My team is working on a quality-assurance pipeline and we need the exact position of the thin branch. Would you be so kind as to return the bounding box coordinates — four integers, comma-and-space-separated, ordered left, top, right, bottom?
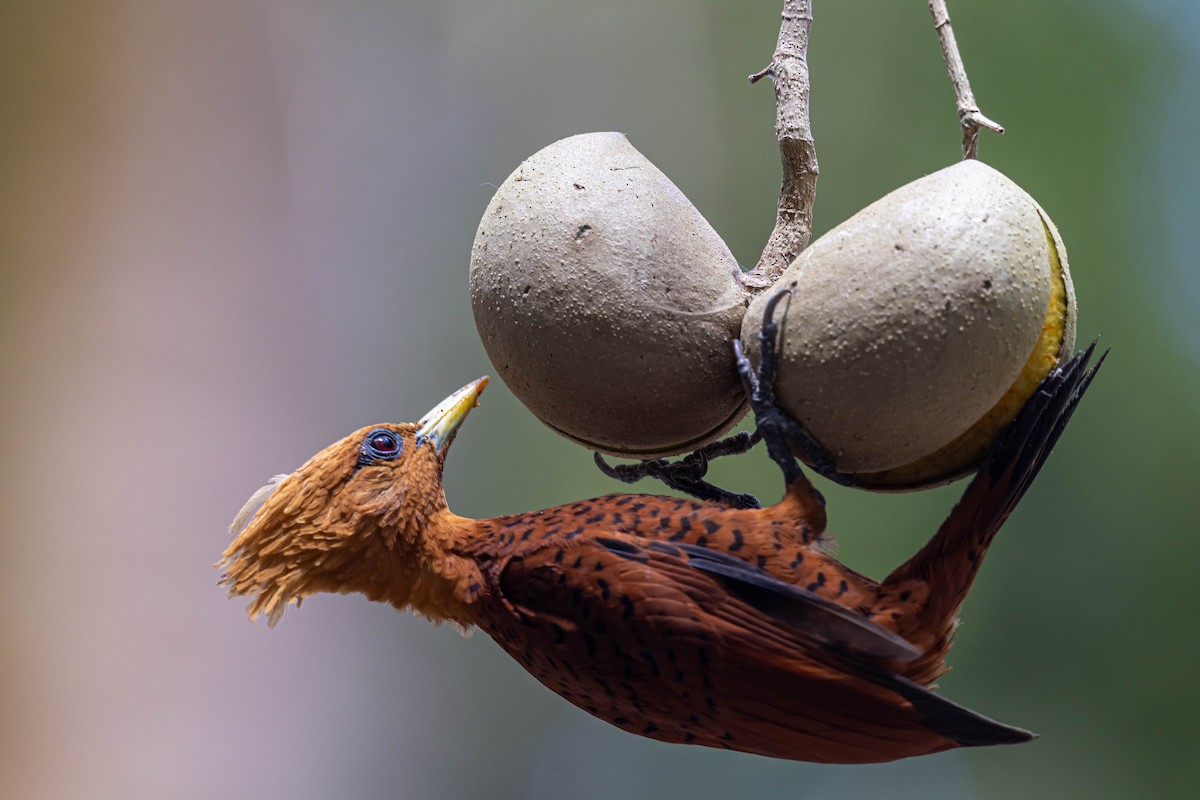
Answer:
742, 0, 817, 292
928, 0, 1004, 159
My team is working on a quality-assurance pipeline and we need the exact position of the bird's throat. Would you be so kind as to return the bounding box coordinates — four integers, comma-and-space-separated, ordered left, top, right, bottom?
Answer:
370, 511, 484, 627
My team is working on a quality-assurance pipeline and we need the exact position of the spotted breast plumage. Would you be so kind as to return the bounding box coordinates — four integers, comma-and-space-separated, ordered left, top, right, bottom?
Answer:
218, 339, 1102, 763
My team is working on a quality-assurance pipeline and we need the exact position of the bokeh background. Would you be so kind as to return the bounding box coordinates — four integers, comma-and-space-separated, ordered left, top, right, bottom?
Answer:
3, 1, 1198, 798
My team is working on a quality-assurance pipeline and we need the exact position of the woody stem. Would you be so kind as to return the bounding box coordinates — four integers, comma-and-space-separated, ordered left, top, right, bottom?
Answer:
742, 0, 818, 292
927, 0, 1004, 159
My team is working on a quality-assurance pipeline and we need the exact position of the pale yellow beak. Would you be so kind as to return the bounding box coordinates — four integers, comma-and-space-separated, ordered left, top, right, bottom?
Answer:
415, 377, 489, 453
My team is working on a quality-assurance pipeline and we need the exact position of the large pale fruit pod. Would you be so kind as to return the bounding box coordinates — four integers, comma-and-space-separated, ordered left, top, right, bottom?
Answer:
742, 160, 1076, 490
471, 132, 750, 457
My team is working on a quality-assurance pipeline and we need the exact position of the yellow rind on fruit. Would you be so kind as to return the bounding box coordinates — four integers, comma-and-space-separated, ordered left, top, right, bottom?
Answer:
856, 216, 1074, 489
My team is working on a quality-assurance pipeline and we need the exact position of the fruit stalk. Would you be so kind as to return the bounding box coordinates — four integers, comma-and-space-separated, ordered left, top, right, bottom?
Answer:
744, 0, 818, 291
927, 0, 1005, 159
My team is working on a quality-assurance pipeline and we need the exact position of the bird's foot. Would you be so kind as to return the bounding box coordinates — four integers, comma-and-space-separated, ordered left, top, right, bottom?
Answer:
593, 287, 855, 504
734, 288, 858, 489
594, 432, 763, 509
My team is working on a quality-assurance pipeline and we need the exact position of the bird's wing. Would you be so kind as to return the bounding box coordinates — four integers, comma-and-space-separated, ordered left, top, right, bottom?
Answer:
662, 541, 919, 661
517, 535, 917, 660
494, 534, 1031, 762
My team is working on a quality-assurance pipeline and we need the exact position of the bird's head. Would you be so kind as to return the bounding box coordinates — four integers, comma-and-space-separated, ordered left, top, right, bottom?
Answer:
217, 377, 488, 626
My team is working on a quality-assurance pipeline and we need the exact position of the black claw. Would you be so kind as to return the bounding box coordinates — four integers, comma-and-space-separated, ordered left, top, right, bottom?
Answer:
733, 338, 759, 400
593, 451, 651, 485
756, 288, 792, 397
739, 285, 857, 489
594, 284, 855, 502
593, 435, 762, 509
772, 410, 852, 486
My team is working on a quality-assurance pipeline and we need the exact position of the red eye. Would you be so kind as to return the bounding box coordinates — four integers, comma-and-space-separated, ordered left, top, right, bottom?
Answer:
371, 433, 399, 453
359, 428, 402, 467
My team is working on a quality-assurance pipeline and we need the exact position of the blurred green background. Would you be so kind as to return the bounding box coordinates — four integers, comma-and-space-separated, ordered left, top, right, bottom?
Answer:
2, 1, 1197, 798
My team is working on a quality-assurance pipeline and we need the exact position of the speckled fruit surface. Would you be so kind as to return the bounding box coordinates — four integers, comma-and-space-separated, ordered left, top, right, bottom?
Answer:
742, 160, 1076, 489
471, 132, 749, 458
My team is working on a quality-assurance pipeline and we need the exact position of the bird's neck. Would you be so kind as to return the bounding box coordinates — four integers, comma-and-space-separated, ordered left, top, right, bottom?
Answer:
369, 509, 484, 628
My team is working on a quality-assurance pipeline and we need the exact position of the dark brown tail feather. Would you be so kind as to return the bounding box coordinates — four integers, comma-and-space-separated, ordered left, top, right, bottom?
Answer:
846, 653, 1038, 747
